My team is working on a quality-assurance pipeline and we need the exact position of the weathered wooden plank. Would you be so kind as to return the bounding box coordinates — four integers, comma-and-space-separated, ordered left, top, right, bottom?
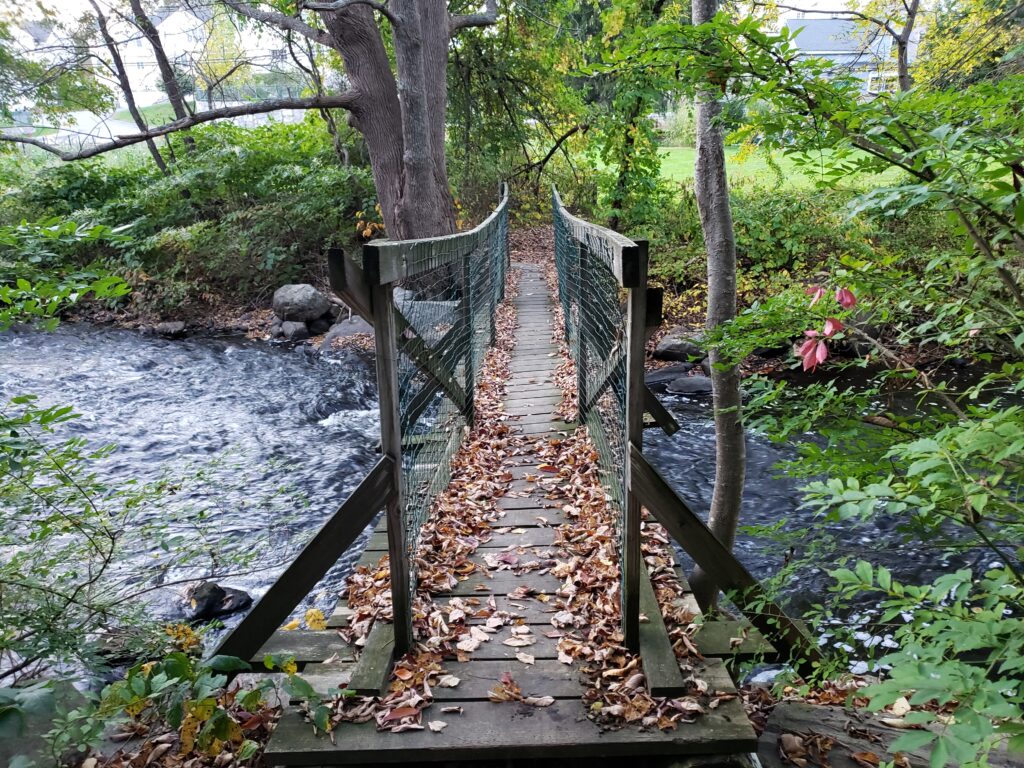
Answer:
214, 457, 394, 662
630, 445, 821, 675
638, 563, 689, 696
347, 620, 395, 695
443, 570, 563, 597
267, 688, 755, 764
365, 527, 558, 551
496, 495, 563, 511
492, 506, 565, 525
516, 422, 575, 436
692, 620, 779, 660
253, 630, 347, 664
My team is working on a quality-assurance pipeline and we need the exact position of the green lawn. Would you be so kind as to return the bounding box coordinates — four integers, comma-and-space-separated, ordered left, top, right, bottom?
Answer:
659, 145, 900, 189
112, 101, 189, 125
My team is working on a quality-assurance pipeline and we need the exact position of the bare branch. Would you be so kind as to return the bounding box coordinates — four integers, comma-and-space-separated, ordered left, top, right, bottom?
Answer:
762, 2, 900, 40
0, 94, 359, 161
220, 0, 333, 47
300, 0, 398, 26
449, 0, 498, 34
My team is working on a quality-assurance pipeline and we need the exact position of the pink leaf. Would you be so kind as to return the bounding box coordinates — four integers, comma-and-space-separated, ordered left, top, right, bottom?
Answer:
815, 340, 829, 364
823, 318, 843, 337
835, 287, 857, 309
805, 285, 825, 306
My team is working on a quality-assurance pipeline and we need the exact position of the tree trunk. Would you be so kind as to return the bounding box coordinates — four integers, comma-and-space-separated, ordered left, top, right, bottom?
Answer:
89, 0, 167, 173
896, 0, 920, 92
318, 4, 456, 240
129, 0, 190, 119
689, 0, 746, 612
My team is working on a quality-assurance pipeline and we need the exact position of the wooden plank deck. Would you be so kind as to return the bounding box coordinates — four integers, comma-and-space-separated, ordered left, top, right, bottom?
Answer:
258, 263, 758, 765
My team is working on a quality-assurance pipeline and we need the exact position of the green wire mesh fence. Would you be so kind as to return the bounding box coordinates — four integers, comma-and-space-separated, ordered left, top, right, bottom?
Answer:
552, 186, 647, 650
364, 186, 510, 620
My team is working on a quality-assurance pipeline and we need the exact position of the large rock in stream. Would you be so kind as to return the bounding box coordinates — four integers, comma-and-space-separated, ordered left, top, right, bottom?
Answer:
273, 284, 331, 322
185, 581, 252, 622
654, 326, 705, 361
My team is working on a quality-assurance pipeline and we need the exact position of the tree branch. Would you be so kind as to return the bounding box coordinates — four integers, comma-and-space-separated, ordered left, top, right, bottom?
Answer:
762, 2, 900, 40
300, 0, 398, 26
0, 94, 359, 161
450, 0, 498, 33
220, 0, 333, 47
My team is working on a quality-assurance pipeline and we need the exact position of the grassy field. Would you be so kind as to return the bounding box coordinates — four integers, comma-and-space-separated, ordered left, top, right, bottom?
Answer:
112, 101, 191, 125
660, 145, 834, 187
659, 145, 900, 188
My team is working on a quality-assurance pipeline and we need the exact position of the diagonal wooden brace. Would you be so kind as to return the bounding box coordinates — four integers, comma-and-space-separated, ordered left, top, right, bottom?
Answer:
629, 443, 822, 676
327, 248, 470, 419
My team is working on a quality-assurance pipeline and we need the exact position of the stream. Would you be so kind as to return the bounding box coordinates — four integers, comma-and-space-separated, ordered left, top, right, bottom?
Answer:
0, 324, 984, 641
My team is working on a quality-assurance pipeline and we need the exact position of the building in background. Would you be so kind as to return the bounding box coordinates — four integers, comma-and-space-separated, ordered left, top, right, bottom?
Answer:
779, 7, 921, 92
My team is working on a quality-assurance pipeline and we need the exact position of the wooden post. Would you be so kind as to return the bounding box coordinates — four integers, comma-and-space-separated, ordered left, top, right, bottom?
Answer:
576, 241, 589, 423
462, 257, 476, 424
621, 240, 648, 653
363, 247, 413, 658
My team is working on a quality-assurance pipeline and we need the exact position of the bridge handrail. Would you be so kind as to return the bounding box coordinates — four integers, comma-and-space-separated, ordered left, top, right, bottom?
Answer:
551, 185, 648, 653
364, 183, 510, 284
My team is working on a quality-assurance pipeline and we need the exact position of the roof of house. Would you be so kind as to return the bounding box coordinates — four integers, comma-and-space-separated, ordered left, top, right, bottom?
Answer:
784, 17, 886, 56
22, 20, 54, 45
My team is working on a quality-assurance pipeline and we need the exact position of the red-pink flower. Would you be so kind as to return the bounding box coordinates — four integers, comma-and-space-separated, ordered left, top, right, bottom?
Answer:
799, 330, 829, 371
835, 287, 857, 309
823, 317, 844, 337
805, 285, 826, 306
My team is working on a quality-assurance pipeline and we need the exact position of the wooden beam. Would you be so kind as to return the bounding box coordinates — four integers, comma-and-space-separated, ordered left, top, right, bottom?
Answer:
214, 457, 394, 662
638, 562, 690, 696
326, 248, 372, 322
368, 278, 413, 658
346, 620, 395, 695
622, 240, 648, 652
644, 385, 680, 436
629, 444, 822, 676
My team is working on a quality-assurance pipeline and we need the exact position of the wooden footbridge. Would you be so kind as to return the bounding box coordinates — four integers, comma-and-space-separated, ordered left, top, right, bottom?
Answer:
216, 186, 819, 765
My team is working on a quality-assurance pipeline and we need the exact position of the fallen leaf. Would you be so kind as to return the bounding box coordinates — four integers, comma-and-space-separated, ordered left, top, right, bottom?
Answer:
502, 636, 536, 647
437, 675, 461, 688
515, 652, 535, 665
427, 721, 447, 733
523, 696, 555, 707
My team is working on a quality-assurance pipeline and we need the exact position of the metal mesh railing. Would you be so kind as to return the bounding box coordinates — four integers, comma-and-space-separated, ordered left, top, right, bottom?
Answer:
552, 186, 646, 645
368, 187, 509, 603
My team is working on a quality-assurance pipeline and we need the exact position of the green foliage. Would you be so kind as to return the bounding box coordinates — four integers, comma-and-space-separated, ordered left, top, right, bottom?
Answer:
2, 121, 373, 313
831, 563, 1024, 766
0, 219, 129, 330
0, 395, 309, 686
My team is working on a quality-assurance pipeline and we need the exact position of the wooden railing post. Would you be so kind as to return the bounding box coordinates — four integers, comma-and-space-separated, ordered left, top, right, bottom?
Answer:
461, 256, 476, 425
621, 239, 649, 653
363, 247, 412, 658
576, 241, 589, 423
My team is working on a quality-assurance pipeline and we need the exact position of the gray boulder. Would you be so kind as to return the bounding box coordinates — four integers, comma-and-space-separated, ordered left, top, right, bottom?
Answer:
281, 320, 310, 341
185, 581, 253, 622
273, 284, 331, 322
321, 315, 374, 349
667, 374, 713, 395
155, 320, 187, 339
654, 327, 705, 361
645, 362, 696, 387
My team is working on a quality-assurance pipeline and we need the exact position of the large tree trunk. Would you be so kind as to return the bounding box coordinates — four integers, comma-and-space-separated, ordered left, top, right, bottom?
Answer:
319, 5, 454, 240
689, 0, 746, 612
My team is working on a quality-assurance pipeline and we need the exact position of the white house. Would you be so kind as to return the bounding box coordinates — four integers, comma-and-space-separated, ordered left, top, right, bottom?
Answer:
778, 5, 921, 92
